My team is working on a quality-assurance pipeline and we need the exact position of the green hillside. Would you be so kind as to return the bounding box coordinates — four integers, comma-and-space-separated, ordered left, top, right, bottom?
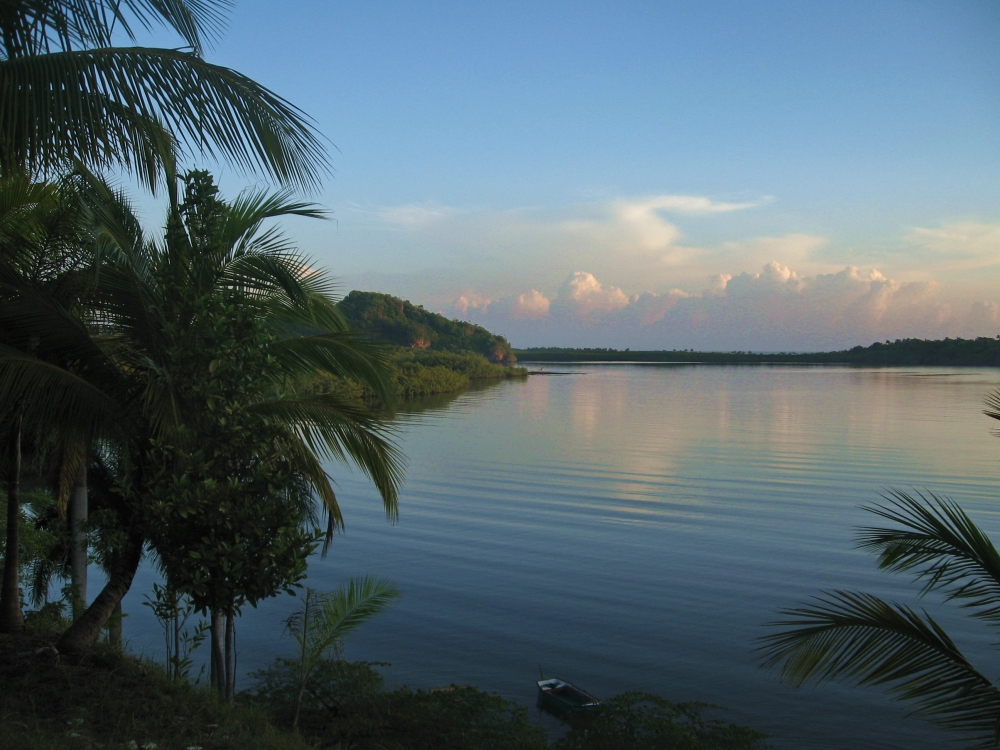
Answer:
330, 291, 526, 398
340, 291, 517, 364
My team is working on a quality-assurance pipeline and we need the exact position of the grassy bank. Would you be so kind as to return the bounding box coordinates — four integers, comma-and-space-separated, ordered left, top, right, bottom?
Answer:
394, 350, 527, 396
304, 349, 528, 401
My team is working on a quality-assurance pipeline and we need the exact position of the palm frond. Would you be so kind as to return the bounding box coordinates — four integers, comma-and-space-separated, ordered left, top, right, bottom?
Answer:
269, 423, 344, 547
0, 46, 328, 190
984, 391, 1000, 427
760, 590, 1000, 746
0, 348, 126, 443
287, 577, 400, 663
245, 393, 404, 520
268, 331, 396, 405
0, 1, 230, 57
857, 490, 1000, 626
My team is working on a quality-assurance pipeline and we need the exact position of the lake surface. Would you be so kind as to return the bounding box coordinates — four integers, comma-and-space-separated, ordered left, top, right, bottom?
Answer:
121, 364, 1000, 749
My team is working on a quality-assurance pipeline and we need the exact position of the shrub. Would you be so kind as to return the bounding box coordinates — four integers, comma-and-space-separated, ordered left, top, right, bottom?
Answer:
246, 657, 548, 749
555, 692, 770, 750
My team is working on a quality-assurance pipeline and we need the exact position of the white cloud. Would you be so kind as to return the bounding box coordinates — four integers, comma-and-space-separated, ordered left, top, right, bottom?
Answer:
967, 301, 1000, 332
625, 194, 773, 215
557, 195, 769, 261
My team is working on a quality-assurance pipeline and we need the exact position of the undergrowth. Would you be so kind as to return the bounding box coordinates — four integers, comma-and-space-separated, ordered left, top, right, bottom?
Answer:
1, 634, 770, 750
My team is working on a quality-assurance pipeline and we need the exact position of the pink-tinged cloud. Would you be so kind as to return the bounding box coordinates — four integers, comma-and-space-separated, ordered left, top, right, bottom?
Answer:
554, 271, 630, 317
457, 264, 1000, 352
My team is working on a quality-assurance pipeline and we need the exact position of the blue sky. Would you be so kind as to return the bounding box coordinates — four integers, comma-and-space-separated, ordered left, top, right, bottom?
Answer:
146, 1, 1000, 349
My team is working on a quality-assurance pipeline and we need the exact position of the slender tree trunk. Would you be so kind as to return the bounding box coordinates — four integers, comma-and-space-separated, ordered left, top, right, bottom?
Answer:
69, 458, 88, 619
224, 610, 235, 702
57, 525, 143, 656
210, 609, 224, 698
172, 591, 181, 681
0, 411, 24, 633
108, 600, 123, 649
291, 589, 311, 732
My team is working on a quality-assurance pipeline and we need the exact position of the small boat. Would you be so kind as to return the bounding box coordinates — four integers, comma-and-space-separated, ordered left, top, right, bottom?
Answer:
536, 677, 600, 717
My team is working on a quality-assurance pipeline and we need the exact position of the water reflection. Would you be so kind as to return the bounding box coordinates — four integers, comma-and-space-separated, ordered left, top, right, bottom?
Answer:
119, 365, 1000, 750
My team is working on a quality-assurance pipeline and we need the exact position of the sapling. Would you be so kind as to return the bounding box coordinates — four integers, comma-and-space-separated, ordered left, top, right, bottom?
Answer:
284, 577, 399, 731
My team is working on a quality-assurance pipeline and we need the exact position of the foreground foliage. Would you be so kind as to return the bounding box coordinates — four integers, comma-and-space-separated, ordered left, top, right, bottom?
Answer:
556, 693, 769, 750
247, 658, 550, 750
0, 633, 313, 750
761, 489, 1000, 748
247, 658, 769, 750
0, 167, 404, 657
0, 625, 770, 750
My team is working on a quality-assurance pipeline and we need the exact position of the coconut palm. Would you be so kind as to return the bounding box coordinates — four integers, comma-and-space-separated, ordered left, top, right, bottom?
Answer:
0, 168, 404, 653
0, 0, 327, 190
761, 473, 1000, 748
0, 172, 93, 632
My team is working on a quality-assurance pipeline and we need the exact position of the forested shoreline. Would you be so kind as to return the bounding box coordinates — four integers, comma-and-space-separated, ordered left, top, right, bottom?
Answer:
516, 336, 1000, 366
338, 291, 527, 397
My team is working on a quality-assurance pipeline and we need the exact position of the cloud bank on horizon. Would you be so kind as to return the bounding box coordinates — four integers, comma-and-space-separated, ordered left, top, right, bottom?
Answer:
347, 193, 1000, 352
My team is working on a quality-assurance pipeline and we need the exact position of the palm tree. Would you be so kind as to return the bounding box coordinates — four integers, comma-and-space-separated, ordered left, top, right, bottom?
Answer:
0, 172, 91, 632
284, 578, 400, 731
0, 0, 328, 190
1, 0, 331, 635
0, 169, 404, 654
760, 432, 1000, 749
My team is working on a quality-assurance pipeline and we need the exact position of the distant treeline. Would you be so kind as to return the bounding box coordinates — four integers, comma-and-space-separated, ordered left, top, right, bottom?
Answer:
515, 337, 1000, 366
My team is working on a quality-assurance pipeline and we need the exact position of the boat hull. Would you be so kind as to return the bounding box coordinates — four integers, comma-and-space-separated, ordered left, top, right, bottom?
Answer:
536, 678, 600, 718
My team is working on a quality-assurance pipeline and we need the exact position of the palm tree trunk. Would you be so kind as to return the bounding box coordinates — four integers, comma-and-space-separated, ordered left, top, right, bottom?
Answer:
0, 410, 24, 633
69, 458, 88, 619
225, 610, 235, 701
57, 524, 143, 656
210, 609, 224, 697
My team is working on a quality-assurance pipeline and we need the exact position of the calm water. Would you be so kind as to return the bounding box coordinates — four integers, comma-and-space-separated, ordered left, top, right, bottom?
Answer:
121, 365, 1000, 749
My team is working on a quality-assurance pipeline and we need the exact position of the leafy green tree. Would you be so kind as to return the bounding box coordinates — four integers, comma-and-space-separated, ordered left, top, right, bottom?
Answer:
139, 172, 399, 698
761, 486, 1000, 748
144, 297, 325, 698
0, 169, 404, 653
